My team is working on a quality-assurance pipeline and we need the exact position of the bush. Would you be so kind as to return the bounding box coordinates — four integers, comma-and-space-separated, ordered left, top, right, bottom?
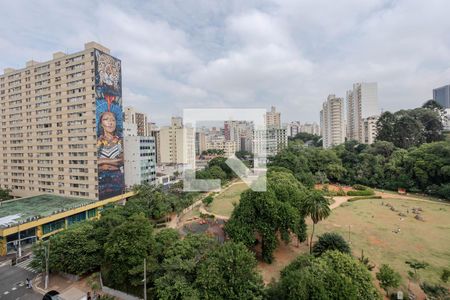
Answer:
202, 195, 214, 206
420, 282, 449, 299
353, 184, 369, 190
312, 232, 351, 257
336, 187, 346, 196
437, 183, 450, 200
348, 196, 382, 202
347, 189, 375, 196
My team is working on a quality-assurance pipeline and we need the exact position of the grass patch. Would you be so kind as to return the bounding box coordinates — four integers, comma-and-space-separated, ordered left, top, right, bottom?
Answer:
312, 198, 450, 289
207, 182, 248, 217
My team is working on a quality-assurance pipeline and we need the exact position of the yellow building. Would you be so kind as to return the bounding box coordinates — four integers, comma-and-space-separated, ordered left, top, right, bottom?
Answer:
0, 192, 134, 257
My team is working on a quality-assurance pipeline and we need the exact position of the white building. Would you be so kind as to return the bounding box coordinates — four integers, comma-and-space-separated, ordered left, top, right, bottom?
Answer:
124, 136, 156, 187
320, 95, 346, 148
253, 128, 288, 159
362, 116, 379, 144
346, 82, 379, 143
205, 139, 237, 157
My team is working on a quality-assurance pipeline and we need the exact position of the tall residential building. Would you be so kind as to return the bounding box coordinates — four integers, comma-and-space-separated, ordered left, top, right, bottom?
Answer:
433, 85, 450, 108
266, 106, 281, 128
124, 136, 156, 187
320, 95, 346, 148
346, 82, 379, 143
159, 117, 195, 166
362, 116, 379, 144
124, 106, 150, 136
0, 42, 126, 200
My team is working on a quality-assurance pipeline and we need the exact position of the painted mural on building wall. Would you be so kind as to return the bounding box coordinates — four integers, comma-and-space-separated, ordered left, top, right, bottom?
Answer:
95, 50, 124, 200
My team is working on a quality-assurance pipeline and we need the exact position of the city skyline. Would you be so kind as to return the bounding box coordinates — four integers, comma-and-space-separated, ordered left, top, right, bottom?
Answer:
1, 0, 450, 125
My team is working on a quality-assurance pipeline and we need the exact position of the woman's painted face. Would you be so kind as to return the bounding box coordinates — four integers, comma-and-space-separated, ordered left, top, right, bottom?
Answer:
101, 112, 116, 134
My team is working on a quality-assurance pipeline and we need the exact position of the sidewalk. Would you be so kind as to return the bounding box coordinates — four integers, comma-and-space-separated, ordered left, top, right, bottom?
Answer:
33, 273, 92, 300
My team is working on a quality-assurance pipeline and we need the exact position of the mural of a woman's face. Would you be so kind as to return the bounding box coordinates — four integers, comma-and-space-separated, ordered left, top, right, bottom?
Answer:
101, 112, 116, 135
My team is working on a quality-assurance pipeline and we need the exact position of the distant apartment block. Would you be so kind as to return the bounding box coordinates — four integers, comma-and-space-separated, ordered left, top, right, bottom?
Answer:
224, 120, 253, 152
433, 84, 450, 109
320, 95, 345, 148
124, 106, 151, 136
253, 127, 288, 158
265, 106, 281, 128
0, 42, 127, 200
346, 82, 379, 144
159, 117, 195, 166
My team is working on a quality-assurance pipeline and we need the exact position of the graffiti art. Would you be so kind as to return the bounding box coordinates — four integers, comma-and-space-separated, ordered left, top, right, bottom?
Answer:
95, 50, 124, 200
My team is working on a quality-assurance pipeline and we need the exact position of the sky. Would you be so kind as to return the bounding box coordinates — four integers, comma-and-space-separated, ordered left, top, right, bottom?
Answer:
1, 0, 450, 125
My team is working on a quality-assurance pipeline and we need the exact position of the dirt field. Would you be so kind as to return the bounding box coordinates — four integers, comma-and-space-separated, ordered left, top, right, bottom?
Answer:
206, 181, 249, 217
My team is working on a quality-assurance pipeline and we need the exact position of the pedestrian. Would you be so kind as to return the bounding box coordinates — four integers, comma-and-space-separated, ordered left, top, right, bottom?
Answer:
87, 291, 92, 300
29, 279, 33, 289
25, 278, 30, 289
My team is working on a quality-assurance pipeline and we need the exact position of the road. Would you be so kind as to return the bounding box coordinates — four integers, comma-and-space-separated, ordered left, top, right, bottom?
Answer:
0, 262, 41, 300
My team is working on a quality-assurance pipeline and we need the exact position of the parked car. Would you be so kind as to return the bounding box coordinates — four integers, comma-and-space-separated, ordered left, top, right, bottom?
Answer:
43, 290, 61, 300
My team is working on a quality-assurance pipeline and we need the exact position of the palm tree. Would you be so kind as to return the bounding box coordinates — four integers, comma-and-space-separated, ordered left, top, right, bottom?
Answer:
302, 190, 331, 253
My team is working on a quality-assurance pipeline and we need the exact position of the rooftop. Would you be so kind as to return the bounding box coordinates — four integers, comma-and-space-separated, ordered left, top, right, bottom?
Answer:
0, 194, 96, 228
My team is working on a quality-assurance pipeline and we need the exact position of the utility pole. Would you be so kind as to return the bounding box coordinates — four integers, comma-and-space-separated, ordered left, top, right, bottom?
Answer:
143, 258, 147, 300
45, 240, 50, 289
17, 223, 22, 258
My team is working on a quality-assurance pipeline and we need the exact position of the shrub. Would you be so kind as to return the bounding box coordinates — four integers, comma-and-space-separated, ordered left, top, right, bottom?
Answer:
202, 195, 214, 206
347, 189, 375, 196
312, 232, 351, 257
348, 196, 382, 202
437, 183, 450, 200
353, 184, 369, 190
336, 187, 346, 196
420, 282, 449, 299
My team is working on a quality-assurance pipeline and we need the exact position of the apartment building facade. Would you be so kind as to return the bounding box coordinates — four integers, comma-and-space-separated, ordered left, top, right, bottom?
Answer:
159, 117, 195, 166
265, 106, 281, 128
320, 95, 346, 148
124, 106, 150, 136
346, 82, 379, 143
0, 42, 125, 200
124, 136, 156, 187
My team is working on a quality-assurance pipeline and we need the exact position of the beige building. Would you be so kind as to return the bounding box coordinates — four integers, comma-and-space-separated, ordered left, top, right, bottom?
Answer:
320, 95, 346, 148
265, 106, 281, 128
159, 117, 195, 166
346, 82, 379, 143
124, 106, 150, 136
0, 42, 120, 200
205, 138, 237, 157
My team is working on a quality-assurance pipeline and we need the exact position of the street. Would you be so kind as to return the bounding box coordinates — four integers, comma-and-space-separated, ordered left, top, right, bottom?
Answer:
0, 262, 41, 300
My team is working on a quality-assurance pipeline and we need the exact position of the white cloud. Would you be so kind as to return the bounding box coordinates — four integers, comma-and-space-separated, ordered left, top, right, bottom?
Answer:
1, 0, 450, 123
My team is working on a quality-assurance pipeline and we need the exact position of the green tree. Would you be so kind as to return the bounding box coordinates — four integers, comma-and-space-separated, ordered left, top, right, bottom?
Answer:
0, 188, 12, 204
154, 234, 217, 300
267, 251, 381, 300
312, 232, 351, 257
31, 221, 101, 275
225, 171, 308, 263
302, 190, 331, 253
405, 259, 429, 282
128, 184, 172, 219
103, 214, 156, 290
195, 242, 264, 300
376, 264, 401, 296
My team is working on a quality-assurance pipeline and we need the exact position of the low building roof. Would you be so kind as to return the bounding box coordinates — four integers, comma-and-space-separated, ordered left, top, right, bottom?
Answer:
0, 194, 96, 228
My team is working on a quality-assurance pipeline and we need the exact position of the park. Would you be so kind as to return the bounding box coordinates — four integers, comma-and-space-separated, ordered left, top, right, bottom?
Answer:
193, 180, 450, 297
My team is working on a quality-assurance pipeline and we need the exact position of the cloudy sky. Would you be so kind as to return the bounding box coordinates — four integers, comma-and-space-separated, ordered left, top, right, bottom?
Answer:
1, 0, 449, 125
